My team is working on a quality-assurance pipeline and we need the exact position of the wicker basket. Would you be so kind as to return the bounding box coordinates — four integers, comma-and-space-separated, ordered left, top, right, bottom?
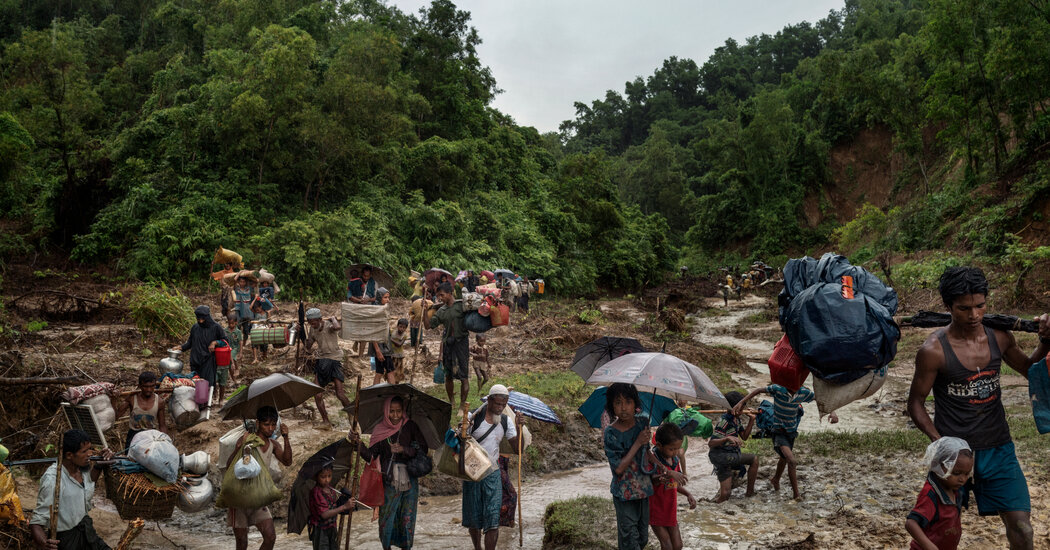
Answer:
104, 470, 182, 520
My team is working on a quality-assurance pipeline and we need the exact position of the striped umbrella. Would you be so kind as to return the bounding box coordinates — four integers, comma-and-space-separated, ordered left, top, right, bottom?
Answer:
487, 391, 561, 425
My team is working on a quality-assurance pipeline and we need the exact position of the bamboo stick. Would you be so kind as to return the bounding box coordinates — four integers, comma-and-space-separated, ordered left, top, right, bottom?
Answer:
336, 375, 362, 546
341, 375, 364, 550
49, 459, 61, 541
517, 420, 524, 548
0, 376, 88, 386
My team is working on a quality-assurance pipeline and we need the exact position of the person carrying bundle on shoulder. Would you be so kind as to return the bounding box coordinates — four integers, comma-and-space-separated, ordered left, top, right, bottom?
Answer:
733, 384, 836, 500
303, 308, 352, 426
29, 430, 114, 550
113, 371, 168, 449
907, 266, 1050, 550
429, 282, 470, 411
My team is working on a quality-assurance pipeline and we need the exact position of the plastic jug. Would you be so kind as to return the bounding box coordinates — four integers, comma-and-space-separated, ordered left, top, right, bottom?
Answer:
194, 379, 210, 405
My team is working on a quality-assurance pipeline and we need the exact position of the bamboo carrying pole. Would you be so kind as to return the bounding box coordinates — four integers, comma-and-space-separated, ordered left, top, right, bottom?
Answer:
49, 458, 61, 541
517, 420, 524, 547
342, 375, 364, 550
336, 375, 362, 546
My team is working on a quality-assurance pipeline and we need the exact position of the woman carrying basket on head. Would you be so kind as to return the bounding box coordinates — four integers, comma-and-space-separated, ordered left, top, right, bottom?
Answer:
349, 396, 428, 550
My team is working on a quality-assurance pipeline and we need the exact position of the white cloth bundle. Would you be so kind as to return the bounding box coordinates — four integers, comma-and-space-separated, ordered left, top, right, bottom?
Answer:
340, 302, 389, 341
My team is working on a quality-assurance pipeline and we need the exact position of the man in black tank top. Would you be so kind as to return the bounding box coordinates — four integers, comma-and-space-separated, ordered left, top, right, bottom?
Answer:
908, 267, 1050, 550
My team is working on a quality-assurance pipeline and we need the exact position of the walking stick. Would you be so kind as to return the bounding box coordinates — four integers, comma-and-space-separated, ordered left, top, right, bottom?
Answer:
49, 458, 61, 542
342, 375, 364, 550
517, 420, 524, 547
336, 375, 362, 547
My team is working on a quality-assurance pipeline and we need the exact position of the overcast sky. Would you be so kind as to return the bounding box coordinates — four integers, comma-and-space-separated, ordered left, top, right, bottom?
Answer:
387, 0, 845, 133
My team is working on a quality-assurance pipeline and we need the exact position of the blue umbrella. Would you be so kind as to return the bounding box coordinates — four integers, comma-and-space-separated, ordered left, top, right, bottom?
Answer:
506, 391, 561, 425
578, 387, 677, 429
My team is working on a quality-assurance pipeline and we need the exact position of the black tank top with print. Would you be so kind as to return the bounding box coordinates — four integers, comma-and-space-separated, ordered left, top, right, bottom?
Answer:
932, 326, 1010, 450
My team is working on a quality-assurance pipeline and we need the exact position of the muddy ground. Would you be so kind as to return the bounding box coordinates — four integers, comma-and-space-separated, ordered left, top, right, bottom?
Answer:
3, 266, 1050, 549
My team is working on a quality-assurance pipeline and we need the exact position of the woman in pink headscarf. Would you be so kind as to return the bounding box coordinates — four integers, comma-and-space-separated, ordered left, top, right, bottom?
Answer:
355, 396, 427, 549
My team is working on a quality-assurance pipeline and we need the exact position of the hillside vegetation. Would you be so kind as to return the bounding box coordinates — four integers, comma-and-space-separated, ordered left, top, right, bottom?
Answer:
2, 0, 1049, 303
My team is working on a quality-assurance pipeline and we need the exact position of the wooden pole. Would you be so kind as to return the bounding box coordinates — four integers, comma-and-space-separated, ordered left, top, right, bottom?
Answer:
336, 375, 362, 546
49, 458, 61, 541
517, 420, 524, 547
342, 375, 364, 550
0, 376, 89, 386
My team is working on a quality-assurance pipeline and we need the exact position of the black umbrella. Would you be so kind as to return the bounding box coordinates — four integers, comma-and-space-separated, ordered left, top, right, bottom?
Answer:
357, 383, 451, 450
220, 373, 323, 420
901, 311, 1040, 333
288, 436, 356, 535
344, 263, 394, 292
571, 336, 647, 380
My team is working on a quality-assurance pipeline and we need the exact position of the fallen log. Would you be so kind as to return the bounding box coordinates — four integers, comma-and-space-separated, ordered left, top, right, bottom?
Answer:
0, 376, 89, 386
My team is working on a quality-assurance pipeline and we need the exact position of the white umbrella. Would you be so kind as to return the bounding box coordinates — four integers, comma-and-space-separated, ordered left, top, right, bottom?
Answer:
585, 352, 730, 409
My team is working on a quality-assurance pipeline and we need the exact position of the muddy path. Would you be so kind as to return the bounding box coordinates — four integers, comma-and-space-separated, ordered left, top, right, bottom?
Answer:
8, 286, 1050, 549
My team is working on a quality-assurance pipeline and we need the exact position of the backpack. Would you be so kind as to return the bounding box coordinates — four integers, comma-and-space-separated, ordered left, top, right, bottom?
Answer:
470, 406, 508, 444
753, 399, 803, 439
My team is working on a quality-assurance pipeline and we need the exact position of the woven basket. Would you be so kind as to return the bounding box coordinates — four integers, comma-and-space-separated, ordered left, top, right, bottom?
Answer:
104, 470, 181, 520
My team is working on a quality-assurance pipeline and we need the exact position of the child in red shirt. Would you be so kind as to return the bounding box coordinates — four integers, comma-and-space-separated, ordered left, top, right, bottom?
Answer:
649, 423, 696, 550
906, 437, 972, 550
308, 463, 355, 550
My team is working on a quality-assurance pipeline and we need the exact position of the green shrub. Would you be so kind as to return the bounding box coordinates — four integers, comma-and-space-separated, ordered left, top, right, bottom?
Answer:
543, 496, 617, 550
129, 283, 195, 339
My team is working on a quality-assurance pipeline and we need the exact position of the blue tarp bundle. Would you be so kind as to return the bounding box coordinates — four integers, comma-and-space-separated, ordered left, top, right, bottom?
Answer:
778, 253, 900, 384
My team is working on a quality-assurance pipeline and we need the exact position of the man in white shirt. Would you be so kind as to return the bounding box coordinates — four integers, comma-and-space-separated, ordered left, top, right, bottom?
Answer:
30, 430, 114, 550
462, 385, 523, 550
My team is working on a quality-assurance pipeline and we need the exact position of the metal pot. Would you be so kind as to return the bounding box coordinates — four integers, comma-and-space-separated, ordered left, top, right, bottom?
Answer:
180, 451, 210, 475
160, 349, 184, 374
176, 476, 213, 513
287, 324, 298, 346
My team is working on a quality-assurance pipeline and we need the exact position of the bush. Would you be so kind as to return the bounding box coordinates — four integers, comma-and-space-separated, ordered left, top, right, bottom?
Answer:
542, 496, 617, 550
129, 283, 196, 339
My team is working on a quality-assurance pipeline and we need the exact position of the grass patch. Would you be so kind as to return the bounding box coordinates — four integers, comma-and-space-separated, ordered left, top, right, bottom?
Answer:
741, 309, 777, 326
797, 428, 929, 457
697, 307, 729, 318
424, 370, 589, 412
543, 496, 617, 550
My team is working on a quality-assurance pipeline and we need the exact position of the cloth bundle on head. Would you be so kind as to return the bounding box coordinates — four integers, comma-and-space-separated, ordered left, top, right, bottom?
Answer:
924, 437, 971, 479
258, 269, 281, 293
371, 396, 408, 443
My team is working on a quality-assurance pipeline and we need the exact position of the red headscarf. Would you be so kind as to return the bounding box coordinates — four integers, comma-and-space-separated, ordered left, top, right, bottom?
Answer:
370, 396, 407, 444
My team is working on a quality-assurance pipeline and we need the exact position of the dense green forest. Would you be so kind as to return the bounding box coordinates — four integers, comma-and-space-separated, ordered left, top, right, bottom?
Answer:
2, 0, 1049, 299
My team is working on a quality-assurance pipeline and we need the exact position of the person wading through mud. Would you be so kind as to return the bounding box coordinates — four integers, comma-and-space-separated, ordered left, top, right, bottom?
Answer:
908, 266, 1050, 550
177, 305, 225, 408
462, 385, 523, 550
303, 308, 352, 426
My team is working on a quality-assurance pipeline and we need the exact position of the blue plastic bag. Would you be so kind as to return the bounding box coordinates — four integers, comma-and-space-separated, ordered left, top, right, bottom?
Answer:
434, 362, 445, 384
1029, 356, 1050, 434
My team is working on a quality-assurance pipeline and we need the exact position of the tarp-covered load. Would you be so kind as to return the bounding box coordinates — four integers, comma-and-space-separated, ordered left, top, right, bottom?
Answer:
340, 302, 389, 341
778, 253, 899, 385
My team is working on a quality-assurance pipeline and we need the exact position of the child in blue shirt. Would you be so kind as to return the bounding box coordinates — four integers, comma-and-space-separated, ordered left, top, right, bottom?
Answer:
734, 383, 836, 499
603, 383, 654, 550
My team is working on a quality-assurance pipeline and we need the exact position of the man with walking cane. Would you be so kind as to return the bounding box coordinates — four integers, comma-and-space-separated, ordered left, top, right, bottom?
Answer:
30, 430, 114, 550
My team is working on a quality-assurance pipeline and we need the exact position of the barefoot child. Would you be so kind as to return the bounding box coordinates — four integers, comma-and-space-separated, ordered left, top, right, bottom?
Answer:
308, 462, 356, 550
906, 437, 972, 550
733, 383, 813, 499
390, 318, 409, 382
709, 391, 758, 502
650, 423, 696, 550
604, 383, 656, 550
224, 313, 242, 387
470, 334, 491, 394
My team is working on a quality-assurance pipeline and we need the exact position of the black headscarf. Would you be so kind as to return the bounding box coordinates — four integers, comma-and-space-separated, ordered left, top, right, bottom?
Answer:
182, 305, 225, 386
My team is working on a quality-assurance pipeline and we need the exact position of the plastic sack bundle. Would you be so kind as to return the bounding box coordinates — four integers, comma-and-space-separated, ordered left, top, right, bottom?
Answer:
215, 436, 282, 509
340, 302, 389, 341
464, 311, 492, 333
666, 407, 713, 438
0, 464, 25, 526
129, 430, 180, 483
233, 452, 262, 480
924, 437, 972, 479
778, 253, 899, 384
82, 394, 116, 432
813, 366, 888, 415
